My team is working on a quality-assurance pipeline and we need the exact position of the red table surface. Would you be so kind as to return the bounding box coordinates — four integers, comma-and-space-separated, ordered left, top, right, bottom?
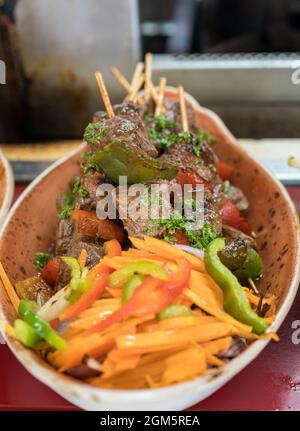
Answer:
0, 184, 299, 411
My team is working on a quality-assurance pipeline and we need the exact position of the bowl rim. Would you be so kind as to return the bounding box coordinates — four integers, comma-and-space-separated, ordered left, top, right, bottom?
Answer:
0, 149, 14, 227
0, 91, 300, 409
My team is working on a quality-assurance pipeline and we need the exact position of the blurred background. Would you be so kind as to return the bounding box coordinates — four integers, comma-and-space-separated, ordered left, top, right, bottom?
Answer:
1, 0, 300, 182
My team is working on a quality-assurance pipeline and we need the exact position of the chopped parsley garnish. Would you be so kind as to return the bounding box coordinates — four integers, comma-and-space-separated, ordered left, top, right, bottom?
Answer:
223, 180, 231, 194
187, 222, 217, 249
80, 163, 95, 175
34, 252, 52, 270
209, 163, 217, 173
58, 177, 89, 219
84, 121, 108, 144
147, 114, 175, 150
153, 214, 217, 250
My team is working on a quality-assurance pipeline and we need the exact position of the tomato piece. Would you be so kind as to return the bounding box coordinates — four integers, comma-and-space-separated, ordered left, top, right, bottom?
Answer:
216, 161, 234, 180
71, 210, 125, 242
220, 201, 252, 235
175, 169, 211, 190
174, 231, 189, 245
41, 258, 60, 286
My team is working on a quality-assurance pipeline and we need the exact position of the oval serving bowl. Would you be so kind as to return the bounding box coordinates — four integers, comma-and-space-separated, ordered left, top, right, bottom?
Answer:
0, 149, 14, 227
0, 88, 299, 411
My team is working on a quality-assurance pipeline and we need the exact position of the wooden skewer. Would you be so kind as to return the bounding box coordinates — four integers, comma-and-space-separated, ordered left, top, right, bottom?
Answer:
131, 62, 144, 91
148, 79, 159, 104
248, 277, 259, 294
131, 73, 145, 103
288, 156, 300, 170
178, 85, 188, 132
155, 77, 167, 116
144, 52, 153, 101
111, 67, 132, 94
94, 71, 114, 118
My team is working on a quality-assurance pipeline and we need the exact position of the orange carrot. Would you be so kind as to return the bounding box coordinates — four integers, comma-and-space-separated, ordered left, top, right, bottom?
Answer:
0, 262, 19, 313
78, 249, 88, 270
103, 239, 122, 257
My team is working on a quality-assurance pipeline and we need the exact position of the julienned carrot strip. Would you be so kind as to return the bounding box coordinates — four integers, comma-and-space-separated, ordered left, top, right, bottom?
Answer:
161, 347, 206, 386
50, 315, 154, 370
143, 315, 219, 332
190, 271, 224, 309
78, 249, 88, 270
129, 236, 205, 272
0, 262, 20, 313
201, 336, 232, 355
116, 322, 236, 349
60, 266, 111, 320
183, 288, 253, 333
103, 239, 122, 257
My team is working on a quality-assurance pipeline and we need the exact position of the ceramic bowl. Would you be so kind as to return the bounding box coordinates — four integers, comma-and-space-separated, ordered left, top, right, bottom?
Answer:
0, 88, 299, 410
0, 149, 14, 227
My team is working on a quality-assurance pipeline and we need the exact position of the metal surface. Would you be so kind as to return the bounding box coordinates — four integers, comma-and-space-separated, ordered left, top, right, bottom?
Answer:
152, 53, 300, 103
15, 0, 140, 139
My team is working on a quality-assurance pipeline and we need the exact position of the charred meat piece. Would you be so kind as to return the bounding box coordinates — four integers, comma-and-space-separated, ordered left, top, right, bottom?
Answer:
225, 184, 249, 211
74, 171, 105, 211
222, 224, 256, 248
55, 218, 104, 267
161, 139, 214, 183
15, 275, 54, 306
162, 100, 196, 133
87, 103, 158, 158
115, 182, 173, 238
56, 219, 74, 255
65, 237, 103, 267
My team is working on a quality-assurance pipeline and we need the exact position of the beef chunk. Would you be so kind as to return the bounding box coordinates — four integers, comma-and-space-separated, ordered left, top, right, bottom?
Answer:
161, 139, 214, 183
89, 103, 158, 158
54, 259, 71, 291
56, 219, 74, 255
74, 171, 105, 211
65, 237, 103, 267
222, 225, 256, 248
56, 219, 103, 267
163, 100, 196, 133
226, 185, 249, 211
115, 182, 173, 238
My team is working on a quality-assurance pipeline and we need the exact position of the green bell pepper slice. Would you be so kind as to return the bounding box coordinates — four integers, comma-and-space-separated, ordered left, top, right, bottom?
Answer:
89, 140, 178, 184
157, 305, 192, 320
18, 300, 67, 350
204, 238, 268, 335
109, 260, 169, 289
14, 319, 41, 348
60, 256, 81, 279
234, 248, 264, 280
121, 275, 144, 304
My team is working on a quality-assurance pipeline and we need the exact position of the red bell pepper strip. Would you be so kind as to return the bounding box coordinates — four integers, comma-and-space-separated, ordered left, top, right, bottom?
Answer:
216, 161, 234, 180
60, 266, 112, 320
220, 200, 252, 235
103, 239, 122, 257
41, 258, 60, 286
85, 258, 191, 335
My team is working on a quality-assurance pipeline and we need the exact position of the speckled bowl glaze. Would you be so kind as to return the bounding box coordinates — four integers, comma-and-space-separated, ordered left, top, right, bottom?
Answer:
0, 88, 299, 411
0, 149, 14, 227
